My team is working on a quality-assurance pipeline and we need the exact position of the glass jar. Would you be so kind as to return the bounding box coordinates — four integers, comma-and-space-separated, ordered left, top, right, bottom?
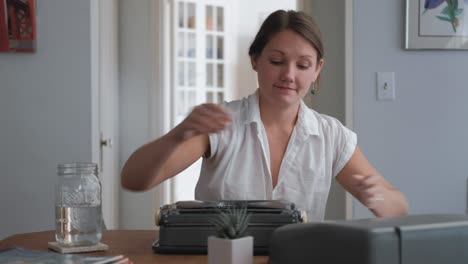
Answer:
55, 162, 102, 246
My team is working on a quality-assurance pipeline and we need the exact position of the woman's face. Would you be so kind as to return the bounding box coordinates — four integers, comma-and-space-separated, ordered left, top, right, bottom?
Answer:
251, 29, 324, 108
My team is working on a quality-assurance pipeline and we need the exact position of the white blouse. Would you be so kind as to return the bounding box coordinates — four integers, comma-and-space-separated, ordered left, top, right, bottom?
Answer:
195, 91, 357, 221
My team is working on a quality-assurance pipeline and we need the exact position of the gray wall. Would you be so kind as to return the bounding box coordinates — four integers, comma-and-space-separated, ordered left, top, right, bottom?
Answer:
0, 0, 93, 238
353, 0, 468, 218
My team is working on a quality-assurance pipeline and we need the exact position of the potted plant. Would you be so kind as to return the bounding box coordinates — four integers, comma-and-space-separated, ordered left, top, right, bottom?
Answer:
208, 206, 253, 264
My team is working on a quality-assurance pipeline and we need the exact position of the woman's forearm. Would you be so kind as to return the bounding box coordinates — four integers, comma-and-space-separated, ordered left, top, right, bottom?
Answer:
120, 103, 231, 192
371, 189, 409, 218
120, 130, 183, 191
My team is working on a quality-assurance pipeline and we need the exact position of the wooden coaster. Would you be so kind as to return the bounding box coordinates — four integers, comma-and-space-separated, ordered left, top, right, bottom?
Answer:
48, 241, 108, 253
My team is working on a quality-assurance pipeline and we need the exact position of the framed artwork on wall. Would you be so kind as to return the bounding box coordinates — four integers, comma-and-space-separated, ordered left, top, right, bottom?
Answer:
406, 0, 468, 50
0, 0, 36, 52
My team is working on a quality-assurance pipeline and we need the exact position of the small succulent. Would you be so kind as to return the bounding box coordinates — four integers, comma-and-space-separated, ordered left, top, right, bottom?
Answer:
210, 207, 251, 239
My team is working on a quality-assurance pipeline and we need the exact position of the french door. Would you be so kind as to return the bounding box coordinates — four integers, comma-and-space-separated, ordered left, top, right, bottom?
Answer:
170, 0, 231, 201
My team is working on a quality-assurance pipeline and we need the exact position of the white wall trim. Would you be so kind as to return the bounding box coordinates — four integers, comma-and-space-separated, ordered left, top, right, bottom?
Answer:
91, 0, 120, 228
345, 0, 354, 220
100, 0, 120, 229
90, 0, 100, 177
150, 0, 172, 209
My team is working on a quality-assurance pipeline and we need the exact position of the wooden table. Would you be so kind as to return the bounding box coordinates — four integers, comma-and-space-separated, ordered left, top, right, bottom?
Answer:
0, 230, 269, 263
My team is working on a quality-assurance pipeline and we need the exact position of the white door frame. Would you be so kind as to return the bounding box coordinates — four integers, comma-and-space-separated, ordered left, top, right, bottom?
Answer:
150, 0, 173, 208
344, 0, 354, 220
91, 0, 120, 229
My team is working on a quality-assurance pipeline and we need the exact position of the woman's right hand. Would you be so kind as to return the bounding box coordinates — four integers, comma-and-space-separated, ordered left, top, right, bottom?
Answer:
121, 103, 231, 191
174, 103, 232, 141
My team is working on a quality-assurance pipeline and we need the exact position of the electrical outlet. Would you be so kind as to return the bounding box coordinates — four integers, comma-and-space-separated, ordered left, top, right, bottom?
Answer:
376, 72, 395, 101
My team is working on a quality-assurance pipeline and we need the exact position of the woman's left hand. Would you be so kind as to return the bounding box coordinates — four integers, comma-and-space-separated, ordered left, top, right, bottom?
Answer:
350, 174, 396, 216
342, 173, 408, 217
348, 174, 389, 214
336, 147, 409, 217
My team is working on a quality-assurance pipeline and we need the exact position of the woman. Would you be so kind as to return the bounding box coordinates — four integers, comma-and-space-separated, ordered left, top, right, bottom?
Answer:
121, 10, 408, 221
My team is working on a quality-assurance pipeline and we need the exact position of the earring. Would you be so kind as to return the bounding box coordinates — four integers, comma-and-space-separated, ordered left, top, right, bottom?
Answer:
310, 82, 317, 95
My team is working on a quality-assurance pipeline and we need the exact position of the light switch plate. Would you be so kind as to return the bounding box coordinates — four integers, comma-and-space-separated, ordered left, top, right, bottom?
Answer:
376, 72, 395, 101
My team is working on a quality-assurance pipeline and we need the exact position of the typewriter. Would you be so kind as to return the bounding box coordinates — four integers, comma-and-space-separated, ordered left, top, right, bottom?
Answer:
152, 200, 306, 255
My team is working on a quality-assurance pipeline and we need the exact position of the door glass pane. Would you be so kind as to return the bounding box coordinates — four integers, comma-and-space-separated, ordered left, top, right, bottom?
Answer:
178, 32, 185, 57
178, 62, 185, 86
217, 92, 224, 103
217, 64, 224, 87
207, 92, 214, 103
188, 62, 196, 87
206, 6, 213, 31
177, 91, 185, 115
216, 7, 224, 32
188, 33, 196, 58
178, 2, 185, 28
188, 3, 195, 29
188, 90, 197, 109
206, 63, 213, 87
217, 36, 223, 59
206, 35, 213, 59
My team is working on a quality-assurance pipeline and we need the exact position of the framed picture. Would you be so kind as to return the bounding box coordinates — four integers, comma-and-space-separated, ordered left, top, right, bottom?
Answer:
0, 0, 36, 52
406, 0, 468, 50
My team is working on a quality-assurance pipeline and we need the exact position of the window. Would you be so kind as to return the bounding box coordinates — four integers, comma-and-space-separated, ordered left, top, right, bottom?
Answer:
173, 0, 228, 124
170, 0, 230, 201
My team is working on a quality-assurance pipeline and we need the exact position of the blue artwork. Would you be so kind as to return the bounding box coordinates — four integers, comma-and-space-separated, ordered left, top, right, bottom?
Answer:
423, 0, 468, 32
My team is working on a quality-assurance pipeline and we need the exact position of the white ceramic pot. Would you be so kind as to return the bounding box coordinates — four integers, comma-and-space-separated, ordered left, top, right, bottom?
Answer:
208, 236, 253, 264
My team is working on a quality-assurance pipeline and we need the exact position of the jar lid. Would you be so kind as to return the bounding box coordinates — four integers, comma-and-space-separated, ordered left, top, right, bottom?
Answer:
58, 162, 97, 169
57, 162, 98, 175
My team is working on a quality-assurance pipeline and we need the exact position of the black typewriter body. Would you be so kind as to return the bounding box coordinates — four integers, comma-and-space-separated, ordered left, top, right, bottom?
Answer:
153, 200, 305, 255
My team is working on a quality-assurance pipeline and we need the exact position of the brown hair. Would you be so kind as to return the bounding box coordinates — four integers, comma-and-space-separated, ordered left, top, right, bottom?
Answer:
249, 10, 324, 62
248, 10, 324, 88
